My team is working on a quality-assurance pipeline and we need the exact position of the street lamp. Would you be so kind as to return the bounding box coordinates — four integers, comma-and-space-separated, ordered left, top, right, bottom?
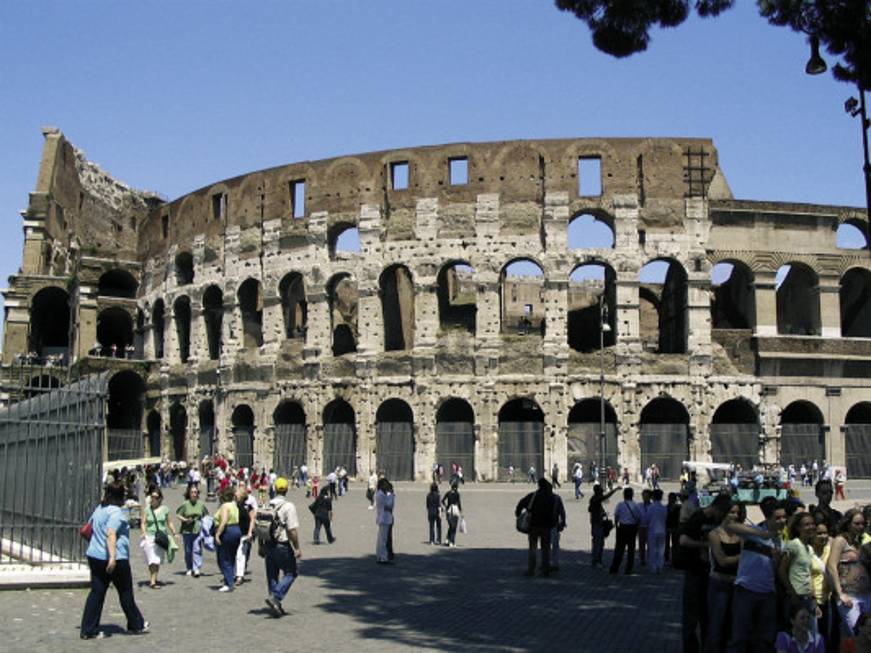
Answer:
599, 294, 611, 483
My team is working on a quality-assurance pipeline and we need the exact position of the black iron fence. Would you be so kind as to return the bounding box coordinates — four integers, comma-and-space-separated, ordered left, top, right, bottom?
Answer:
0, 366, 106, 564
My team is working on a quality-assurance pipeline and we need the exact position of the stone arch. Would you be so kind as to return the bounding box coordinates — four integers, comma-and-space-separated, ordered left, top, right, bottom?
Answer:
567, 398, 618, 472
98, 269, 138, 299
175, 251, 194, 286
238, 278, 263, 348
711, 260, 756, 329
328, 222, 360, 259
202, 285, 223, 360
379, 264, 415, 352
231, 404, 256, 469
170, 401, 188, 462
322, 399, 356, 476
173, 295, 192, 363
844, 402, 871, 478
776, 262, 820, 336
497, 398, 544, 481
146, 409, 161, 458
836, 219, 868, 250
437, 261, 476, 334
152, 299, 165, 359
96, 307, 133, 357
710, 398, 760, 469
279, 272, 307, 339
639, 258, 688, 353
500, 258, 545, 335
327, 273, 358, 356
779, 400, 825, 468
29, 286, 70, 357
567, 211, 615, 249
568, 262, 616, 351
840, 267, 871, 337
375, 398, 415, 480
273, 400, 307, 476
639, 396, 690, 480
435, 398, 476, 479
107, 370, 145, 461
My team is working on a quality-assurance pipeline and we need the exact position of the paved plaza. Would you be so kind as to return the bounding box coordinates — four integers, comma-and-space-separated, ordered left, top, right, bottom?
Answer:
1, 480, 869, 652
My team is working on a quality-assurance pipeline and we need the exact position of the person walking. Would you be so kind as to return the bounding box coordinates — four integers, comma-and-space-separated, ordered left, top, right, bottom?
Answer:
609, 487, 643, 575
551, 462, 561, 489
515, 478, 557, 577
644, 488, 668, 574
375, 478, 395, 563
426, 483, 442, 545
264, 477, 302, 617
572, 463, 584, 500
589, 483, 619, 567
312, 487, 336, 544
234, 485, 257, 586
140, 486, 177, 589
213, 486, 242, 592
834, 470, 846, 501
80, 481, 148, 639
442, 482, 463, 547
176, 484, 208, 577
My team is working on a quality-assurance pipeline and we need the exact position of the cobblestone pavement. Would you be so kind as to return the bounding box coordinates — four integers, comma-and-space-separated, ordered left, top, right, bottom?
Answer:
8, 478, 868, 653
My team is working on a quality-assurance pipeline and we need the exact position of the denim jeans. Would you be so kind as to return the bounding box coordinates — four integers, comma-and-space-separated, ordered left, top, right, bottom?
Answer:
182, 533, 197, 571
446, 515, 459, 545
216, 525, 241, 588
591, 522, 606, 564
574, 478, 583, 499
265, 542, 298, 602
314, 516, 334, 544
705, 576, 734, 653
80, 557, 144, 637
726, 585, 777, 653
427, 514, 442, 544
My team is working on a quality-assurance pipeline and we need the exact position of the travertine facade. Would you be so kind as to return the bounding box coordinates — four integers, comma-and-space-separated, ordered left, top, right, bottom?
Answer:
5, 127, 871, 480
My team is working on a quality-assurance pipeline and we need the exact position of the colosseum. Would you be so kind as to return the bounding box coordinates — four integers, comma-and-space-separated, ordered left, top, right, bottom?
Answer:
4, 127, 871, 481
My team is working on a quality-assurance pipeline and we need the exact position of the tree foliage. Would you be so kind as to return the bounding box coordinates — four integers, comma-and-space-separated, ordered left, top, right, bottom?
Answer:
554, 0, 870, 89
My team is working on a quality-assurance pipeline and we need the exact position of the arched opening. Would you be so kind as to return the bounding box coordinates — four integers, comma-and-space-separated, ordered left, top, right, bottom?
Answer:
328, 274, 358, 356
279, 272, 307, 339
840, 268, 871, 337
175, 251, 195, 286
134, 308, 145, 359
96, 307, 133, 357
170, 402, 188, 462
780, 401, 825, 468
639, 259, 688, 353
98, 269, 138, 299
322, 399, 356, 476
375, 398, 415, 480
273, 400, 306, 476
567, 212, 615, 249
198, 400, 215, 459
845, 402, 871, 478
436, 398, 475, 480
837, 220, 868, 250
231, 404, 255, 469
710, 398, 760, 469
639, 397, 690, 480
173, 296, 191, 363
497, 398, 544, 481
436, 262, 476, 334
29, 286, 70, 360
776, 263, 820, 336
568, 263, 616, 351
711, 261, 756, 329
380, 265, 415, 352
107, 371, 145, 461
202, 285, 223, 360
152, 300, 165, 359
238, 278, 263, 349
329, 223, 361, 259
500, 259, 545, 335
146, 410, 161, 458
567, 398, 618, 472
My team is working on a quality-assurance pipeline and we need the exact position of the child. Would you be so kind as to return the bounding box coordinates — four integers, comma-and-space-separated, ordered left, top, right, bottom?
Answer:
775, 602, 824, 653
311, 475, 319, 500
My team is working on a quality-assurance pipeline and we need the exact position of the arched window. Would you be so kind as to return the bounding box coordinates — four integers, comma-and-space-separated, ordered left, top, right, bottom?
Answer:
845, 402, 871, 478
497, 398, 544, 481
710, 399, 760, 469
231, 404, 255, 469
173, 296, 191, 363
322, 399, 356, 475
202, 285, 223, 360
780, 401, 824, 467
380, 265, 415, 352
840, 268, 871, 337
328, 223, 360, 259
436, 399, 475, 480
107, 371, 145, 461
152, 300, 165, 360
279, 273, 307, 339
175, 251, 195, 286
98, 269, 138, 298
567, 398, 618, 472
639, 397, 690, 480
500, 259, 545, 335
437, 262, 476, 334
29, 287, 70, 358
837, 220, 868, 250
273, 400, 306, 477
568, 263, 616, 351
567, 212, 615, 249
96, 308, 134, 357
639, 259, 688, 353
776, 263, 820, 336
238, 279, 263, 348
328, 274, 358, 356
711, 261, 756, 329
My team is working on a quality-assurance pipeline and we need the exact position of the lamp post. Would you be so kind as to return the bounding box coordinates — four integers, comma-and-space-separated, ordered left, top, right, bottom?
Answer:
599, 294, 611, 483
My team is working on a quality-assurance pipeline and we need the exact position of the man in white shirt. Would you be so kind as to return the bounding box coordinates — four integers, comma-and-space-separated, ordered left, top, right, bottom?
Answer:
642, 489, 668, 573
264, 477, 302, 617
573, 463, 584, 500
375, 479, 395, 563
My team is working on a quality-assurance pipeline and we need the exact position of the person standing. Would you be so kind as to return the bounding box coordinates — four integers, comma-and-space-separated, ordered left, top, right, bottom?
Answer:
779, 512, 822, 636
367, 471, 378, 510
234, 486, 257, 586
706, 502, 743, 653
834, 470, 846, 501
551, 462, 561, 489
139, 486, 176, 589
508, 465, 515, 483
327, 469, 338, 500
213, 486, 242, 592
637, 489, 652, 567
80, 481, 148, 639
375, 478, 395, 564
550, 490, 567, 572
572, 463, 584, 500
810, 479, 843, 543
827, 508, 871, 638
312, 487, 336, 544
426, 483, 442, 545
644, 489, 668, 574
442, 482, 463, 547
527, 465, 536, 484
264, 477, 302, 617
176, 485, 208, 577
665, 492, 681, 565
588, 483, 619, 567
515, 478, 557, 577
609, 487, 642, 575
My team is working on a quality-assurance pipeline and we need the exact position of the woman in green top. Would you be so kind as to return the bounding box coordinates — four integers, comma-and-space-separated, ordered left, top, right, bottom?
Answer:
214, 486, 241, 592
139, 486, 177, 589
176, 485, 208, 577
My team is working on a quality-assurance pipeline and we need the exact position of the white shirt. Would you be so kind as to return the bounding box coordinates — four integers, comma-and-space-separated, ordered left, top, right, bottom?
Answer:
368, 474, 378, 490
375, 490, 395, 525
641, 502, 667, 535
327, 472, 338, 483
269, 496, 299, 543
614, 500, 642, 526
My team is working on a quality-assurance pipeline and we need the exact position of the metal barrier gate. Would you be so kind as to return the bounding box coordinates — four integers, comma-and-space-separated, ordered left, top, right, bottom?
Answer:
0, 368, 106, 564
497, 422, 544, 481
376, 421, 414, 480
640, 423, 688, 480
567, 423, 618, 472
435, 421, 475, 480
846, 425, 871, 478
709, 424, 760, 470
780, 424, 824, 468
108, 428, 143, 461
323, 423, 357, 476
274, 424, 306, 477
233, 427, 254, 469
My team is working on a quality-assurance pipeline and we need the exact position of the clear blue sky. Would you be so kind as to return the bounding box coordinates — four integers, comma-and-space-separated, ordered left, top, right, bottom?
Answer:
0, 2, 866, 309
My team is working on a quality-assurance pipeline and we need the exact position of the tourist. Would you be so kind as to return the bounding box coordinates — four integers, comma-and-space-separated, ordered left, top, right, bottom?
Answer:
810, 479, 842, 537
724, 498, 788, 652
776, 601, 825, 653
835, 470, 847, 501
588, 483, 619, 567
175, 485, 208, 577
367, 470, 378, 510
263, 477, 302, 617
679, 492, 733, 653
637, 489, 652, 566
527, 465, 536, 484
213, 486, 242, 592
572, 462, 584, 500
809, 516, 837, 651
327, 469, 338, 499
665, 492, 681, 564
299, 463, 308, 487
779, 511, 822, 636
442, 482, 463, 547
312, 487, 336, 544
80, 481, 148, 639
375, 478, 395, 564
551, 462, 561, 489
622, 467, 630, 486
550, 488, 567, 572
508, 464, 515, 483
139, 486, 176, 589
609, 486, 643, 576
827, 508, 871, 637
705, 502, 743, 653
426, 483, 442, 545
849, 612, 871, 653
234, 485, 257, 585
644, 488, 668, 574
515, 478, 557, 577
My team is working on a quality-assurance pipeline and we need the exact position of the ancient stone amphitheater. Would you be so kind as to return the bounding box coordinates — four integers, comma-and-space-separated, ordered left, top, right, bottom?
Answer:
4, 128, 871, 481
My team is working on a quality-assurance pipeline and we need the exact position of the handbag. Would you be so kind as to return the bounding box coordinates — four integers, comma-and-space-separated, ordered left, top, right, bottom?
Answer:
516, 491, 537, 534
79, 521, 93, 541
601, 517, 614, 538
459, 517, 467, 534
150, 506, 170, 551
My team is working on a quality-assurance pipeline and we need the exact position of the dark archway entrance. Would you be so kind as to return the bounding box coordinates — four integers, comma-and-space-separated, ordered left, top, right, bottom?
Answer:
174, 296, 191, 363
640, 398, 690, 480
780, 401, 825, 468
170, 403, 187, 462
231, 405, 255, 469
279, 273, 307, 339
710, 399, 760, 470
152, 300, 165, 359
98, 269, 137, 298
436, 399, 476, 480
146, 410, 161, 458
497, 399, 544, 481
30, 287, 70, 359
323, 400, 356, 476
238, 279, 263, 349
567, 399, 618, 472
198, 400, 215, 459
202, 286, 223, 360
845, 402, 871, 478
106, 371, 145, 461
97, 307, 133, 356
380, 265, 415, 351
274, 401, 306, 477
376, 399, 415, 480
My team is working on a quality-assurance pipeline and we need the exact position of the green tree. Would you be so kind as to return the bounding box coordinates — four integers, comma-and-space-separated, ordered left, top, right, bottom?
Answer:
554, 0, 870, 89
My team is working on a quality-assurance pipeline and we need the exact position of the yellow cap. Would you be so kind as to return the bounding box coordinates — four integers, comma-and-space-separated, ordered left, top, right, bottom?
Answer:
274, 477, 289, 492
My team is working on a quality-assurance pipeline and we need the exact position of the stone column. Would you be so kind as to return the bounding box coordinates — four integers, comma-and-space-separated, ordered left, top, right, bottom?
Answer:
754, 271, 778, 337
819, 277, 841, 338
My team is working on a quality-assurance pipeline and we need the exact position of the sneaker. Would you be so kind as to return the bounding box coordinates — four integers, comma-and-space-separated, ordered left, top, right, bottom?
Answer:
80, 631, 106, 640
218, 585, 232, 592
185, 570, 192, 576
367, 505, 374, 510
193, 570, 201, 578
264, 597, 282, 617
130, 621, 150, 635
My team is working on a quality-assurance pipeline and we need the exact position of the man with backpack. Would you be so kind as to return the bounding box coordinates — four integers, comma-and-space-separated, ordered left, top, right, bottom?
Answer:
257, 477, 301, 617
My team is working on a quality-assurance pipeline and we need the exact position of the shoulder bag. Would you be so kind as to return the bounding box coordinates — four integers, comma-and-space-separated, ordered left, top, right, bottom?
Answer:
516, 491, 537, 534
